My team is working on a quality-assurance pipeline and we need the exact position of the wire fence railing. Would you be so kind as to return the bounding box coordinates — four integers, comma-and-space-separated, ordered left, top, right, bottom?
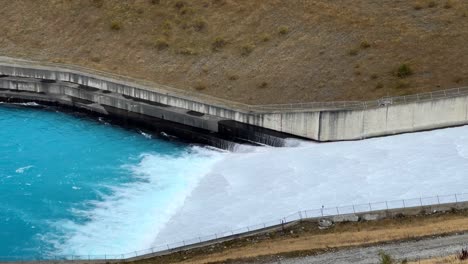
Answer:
1, 56, 468, 113
1, 192, 467, 262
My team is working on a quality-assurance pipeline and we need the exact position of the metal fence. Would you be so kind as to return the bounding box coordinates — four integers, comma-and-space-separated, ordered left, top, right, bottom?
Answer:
1, 192, 468, 262
252, 86, 468, 111
2, 57, 468, 113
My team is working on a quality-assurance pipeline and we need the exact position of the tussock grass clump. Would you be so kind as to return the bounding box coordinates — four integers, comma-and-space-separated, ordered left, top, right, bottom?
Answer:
228, 74, 239, 81
180, 7, 195, 15
258, 81, 268, 88
458, 248, 468, 260
278, 26, 289, 35
194, 82, 207, 91
212, 36, 227, 51
240, 43, 255, 56
360, 40, 371, 49
260, 33, 271, 42
110, 21, 122, 30
395, 64, 413, 78
154, 38, 169, 50
413, 3, 423, 10
378, 251, 395, 264
162, 20, 172, 30
174, 0, 186, 9
192, 18, 207, 31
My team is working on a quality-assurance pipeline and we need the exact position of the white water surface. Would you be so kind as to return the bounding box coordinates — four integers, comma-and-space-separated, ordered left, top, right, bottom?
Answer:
60, 125, 468, 255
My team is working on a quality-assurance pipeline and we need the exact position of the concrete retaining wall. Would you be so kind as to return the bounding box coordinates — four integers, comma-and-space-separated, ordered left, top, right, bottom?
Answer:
319, 95, 468, 141
0, 62, 321, 140
0, 59, 467, 142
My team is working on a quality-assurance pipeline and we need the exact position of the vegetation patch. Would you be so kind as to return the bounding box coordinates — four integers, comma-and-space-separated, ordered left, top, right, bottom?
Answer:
154, 38, 169, 50
212, 36, 227, 51
395, 64, 413, 78
228, 74, 239, 81
261, 33, 271, 42
194, 82, 207, 91
192, 18, 207, 31
178, 47, 198, 55
360, 40, 371, 49
278, 26, 289, 35
240, 43, 255, 56
258, 81, 268, 88
379, 251, 396, 264
110, 20, 122, 31
174, 0, 186, 10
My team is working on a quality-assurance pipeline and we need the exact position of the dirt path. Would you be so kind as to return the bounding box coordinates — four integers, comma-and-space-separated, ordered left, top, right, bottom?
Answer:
257, 233, 468, 264
136, 212, 468, 264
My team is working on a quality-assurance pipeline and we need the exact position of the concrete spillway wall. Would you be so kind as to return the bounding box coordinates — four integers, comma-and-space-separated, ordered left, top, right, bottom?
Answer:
319, 95, 468, 141
0, 58, 467, 142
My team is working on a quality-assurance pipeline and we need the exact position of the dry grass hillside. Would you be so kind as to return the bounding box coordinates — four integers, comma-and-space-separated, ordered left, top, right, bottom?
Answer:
0, 0, 467, 104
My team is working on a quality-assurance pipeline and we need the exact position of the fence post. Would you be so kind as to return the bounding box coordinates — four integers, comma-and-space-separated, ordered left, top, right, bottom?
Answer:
437, 195, 440, 204
336, 207, 340, 215
420, 197, 423, 207
304, 210, 308, 218
352, 205, 355, 213
402, 200, 406, 208
455, 193, 458, 203
299, 211, 303, 220
369, 203, 372, 211
385, 201, 389, 210
167, 244, 170, 250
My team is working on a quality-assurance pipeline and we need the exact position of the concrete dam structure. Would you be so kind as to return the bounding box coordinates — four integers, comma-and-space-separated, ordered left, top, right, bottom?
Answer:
0, 57, 468, 145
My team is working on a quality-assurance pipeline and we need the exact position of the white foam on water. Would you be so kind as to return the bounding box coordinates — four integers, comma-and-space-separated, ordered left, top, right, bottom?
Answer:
54, 125, 468, 256
52, 146, 225, 256
15, 165, 33, 174
151, 125, 468, 245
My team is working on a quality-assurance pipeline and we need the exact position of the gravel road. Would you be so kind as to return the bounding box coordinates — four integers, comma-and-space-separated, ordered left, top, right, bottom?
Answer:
262, 233, 468, 264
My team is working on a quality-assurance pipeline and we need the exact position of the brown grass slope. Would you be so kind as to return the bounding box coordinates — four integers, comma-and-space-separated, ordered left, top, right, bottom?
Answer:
0, 0, 467, 104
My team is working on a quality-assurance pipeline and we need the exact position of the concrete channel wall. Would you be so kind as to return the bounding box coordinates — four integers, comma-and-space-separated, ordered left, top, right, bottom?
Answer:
319, 95, 468, 141
0, 58, 468, 143
0, 60, 321, 141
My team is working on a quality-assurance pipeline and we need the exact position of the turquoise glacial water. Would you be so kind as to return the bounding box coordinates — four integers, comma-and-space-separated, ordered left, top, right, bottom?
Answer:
0, 104, 218, 259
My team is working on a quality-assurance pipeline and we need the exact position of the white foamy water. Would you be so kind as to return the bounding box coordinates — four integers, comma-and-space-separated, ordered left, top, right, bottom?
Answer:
59, 125, 468, 256
152, 126, 468, 245
54, 147, 224, 256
